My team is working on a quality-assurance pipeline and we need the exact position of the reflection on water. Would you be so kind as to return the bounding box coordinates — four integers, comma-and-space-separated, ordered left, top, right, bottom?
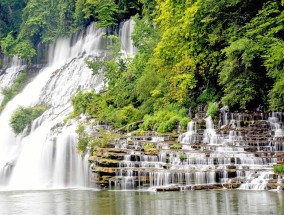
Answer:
0, 190, 283, 215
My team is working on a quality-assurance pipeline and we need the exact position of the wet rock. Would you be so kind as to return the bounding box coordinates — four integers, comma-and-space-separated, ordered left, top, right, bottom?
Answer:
94, 158, 121, 167
92, 167, 116, 174
156, 186, 180, 192
144, 148, 160, 155
192, 184, 224, 190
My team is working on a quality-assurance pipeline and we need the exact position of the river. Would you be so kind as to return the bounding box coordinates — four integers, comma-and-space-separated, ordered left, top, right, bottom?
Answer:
0, 189, 283, 215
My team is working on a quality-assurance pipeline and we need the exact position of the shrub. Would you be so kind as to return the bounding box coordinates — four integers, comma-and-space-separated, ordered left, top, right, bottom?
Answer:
144, 143, 155, 149
179, 154, 186, 162
9, 105, 46, 134
76, 123, 119, 153
197, 88, 219, 103
206, 102, 219, 118
140, 104, 190, 133
273, 165, 284, 174
0, 72, 28, 111
170, 144, 182, 150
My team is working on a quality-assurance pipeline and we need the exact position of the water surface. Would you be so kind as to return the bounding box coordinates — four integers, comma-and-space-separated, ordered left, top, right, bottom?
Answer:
0, 189, 283, 215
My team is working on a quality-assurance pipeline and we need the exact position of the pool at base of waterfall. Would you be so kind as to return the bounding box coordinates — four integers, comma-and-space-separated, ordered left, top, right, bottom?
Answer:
0, 189, 283, 215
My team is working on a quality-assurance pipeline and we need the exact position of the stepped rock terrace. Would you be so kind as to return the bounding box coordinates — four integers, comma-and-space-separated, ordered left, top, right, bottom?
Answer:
90, 112, 284, 191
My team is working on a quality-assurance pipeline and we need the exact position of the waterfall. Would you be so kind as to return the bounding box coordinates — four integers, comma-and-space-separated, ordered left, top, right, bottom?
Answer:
179, 121, 197, 145
0, 20, 136, 190
0, 57, 27, 104
119, 19, 137, 58
203, 117, 219, 145
109, 112, 283, 191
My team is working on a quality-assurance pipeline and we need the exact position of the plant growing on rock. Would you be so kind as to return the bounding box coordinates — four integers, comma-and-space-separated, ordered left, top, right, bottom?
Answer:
144, 143, 155, 149
9, 105, 46, 135
206, 102, 219, 118
76, 122, 119, 153
0, 72, 28, 112
273, 165, 284, 175
171, 144, 182, 150
143, 143, 160, 155
179, 154, 186, 162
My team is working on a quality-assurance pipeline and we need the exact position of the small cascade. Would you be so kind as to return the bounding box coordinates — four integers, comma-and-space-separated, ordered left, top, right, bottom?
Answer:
268, 112, 284, 137
119, 19, 137, 58
179, 121, 197, 146
0, 20, 136, 190
0, 56, 27, 104
203, 117, 219, 145
98, 112, 284, 191
239, 172, 274, 190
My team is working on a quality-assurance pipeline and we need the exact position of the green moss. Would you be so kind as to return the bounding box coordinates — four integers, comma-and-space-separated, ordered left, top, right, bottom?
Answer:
170, 144, 182, 150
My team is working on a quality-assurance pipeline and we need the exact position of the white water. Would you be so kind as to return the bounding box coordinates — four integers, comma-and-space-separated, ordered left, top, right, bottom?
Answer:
0, 20, 136, 190
203, 117, 219, 145
0, 57, 27, 104
119, 19, 137, 58
112, 113, 283, 191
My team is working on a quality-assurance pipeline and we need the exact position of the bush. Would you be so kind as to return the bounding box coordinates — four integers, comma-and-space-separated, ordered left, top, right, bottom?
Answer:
140, 104, 190, 133
144, 143, 155, 149
206, 102, 219, 118
170, 144, 182, 150
0, 72, 28, 112
9, 105, 46, 134
197, 88, 219, 103
179, 154, 186, 162
76, 122, 118, 153
273, 165, 284, 174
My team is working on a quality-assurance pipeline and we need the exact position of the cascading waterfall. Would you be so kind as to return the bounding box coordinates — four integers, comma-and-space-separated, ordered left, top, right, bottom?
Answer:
119, 19, 137, 58
111, 112, 284, 191
203, 117, 219, 145
0, 20, 136, 190
0, 57, 27, 104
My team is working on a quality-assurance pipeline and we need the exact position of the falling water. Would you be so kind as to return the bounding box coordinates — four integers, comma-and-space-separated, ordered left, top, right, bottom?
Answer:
110, 113, 283, 191
203, 117, 219, 145
0, 57, 27, 104
119, 19, 137, 58
0, 20, 136, 190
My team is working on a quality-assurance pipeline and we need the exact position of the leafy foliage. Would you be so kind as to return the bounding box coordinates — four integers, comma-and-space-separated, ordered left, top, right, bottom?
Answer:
0, 0, 140, 61
179, 154, 186, 162
9, 105, 46, 134
0, 72, 28, 112
2, 0, 284, 135
273, 165, 284, 174
76, 122, 119, 153
206, 102, 219, 118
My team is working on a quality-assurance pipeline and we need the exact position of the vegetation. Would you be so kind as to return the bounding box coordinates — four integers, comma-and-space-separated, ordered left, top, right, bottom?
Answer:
179, 154, 186, 162
143, 143, 155, 150
273, 165, 284, 174
9, 105, 46, 134
76, 122, 118, 153
0, 0, 142, 62
0, 72, 28, 112
2, 0, 284, 134
170, 144, 182, 150
206, 102, 219, 118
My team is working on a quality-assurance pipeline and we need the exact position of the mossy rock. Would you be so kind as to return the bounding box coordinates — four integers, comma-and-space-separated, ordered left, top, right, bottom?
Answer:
97, 158, 121, 167
93, 167, 116, 174
144, 148, 160, 155
170, 144, 182, 150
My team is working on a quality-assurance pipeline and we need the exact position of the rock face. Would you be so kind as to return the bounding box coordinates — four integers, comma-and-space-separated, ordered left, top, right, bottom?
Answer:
89, 112, 284, 191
